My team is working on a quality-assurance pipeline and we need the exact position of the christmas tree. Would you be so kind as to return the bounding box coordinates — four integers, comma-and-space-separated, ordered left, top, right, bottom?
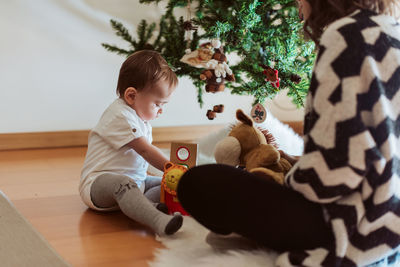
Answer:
102, 0, 316, 108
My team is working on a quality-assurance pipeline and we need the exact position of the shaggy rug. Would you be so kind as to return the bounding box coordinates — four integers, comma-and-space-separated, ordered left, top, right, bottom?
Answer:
149, 216, 278, 267
148, 112, 304, 267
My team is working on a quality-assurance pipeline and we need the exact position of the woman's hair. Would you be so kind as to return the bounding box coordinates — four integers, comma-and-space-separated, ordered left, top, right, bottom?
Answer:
304, 0, 399, 45
116, 50, 178, 96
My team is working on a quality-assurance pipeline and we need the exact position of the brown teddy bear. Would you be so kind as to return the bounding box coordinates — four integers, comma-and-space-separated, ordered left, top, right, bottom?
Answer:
214, 109, 292, 184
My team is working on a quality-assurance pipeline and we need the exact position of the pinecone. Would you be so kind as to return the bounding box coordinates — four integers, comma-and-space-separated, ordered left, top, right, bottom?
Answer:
182, 20, 198, 31
290, 74, 302, 84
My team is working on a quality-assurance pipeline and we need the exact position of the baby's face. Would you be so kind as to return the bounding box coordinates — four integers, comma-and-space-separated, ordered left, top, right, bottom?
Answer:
133, 80, 174, 121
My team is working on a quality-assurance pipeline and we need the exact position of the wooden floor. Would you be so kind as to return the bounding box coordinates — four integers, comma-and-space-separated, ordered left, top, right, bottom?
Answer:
0, 146, 163, 267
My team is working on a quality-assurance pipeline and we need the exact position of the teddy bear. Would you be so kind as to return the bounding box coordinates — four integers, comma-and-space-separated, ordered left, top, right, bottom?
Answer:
160, 162, 189, 215
200, 59, 235, 93
213, 109, 292, 184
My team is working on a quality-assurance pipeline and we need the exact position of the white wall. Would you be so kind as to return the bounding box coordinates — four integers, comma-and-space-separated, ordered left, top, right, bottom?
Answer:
0, 0, 303, 134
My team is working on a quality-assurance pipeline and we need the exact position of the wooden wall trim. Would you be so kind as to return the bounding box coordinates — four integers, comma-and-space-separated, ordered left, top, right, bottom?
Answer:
0, 122, 302, 151
0, 130, 90, 151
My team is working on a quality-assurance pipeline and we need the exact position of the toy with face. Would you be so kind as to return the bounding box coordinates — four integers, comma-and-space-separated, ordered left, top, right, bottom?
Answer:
161, 162, 189, 215
214, 109, 292, 184
164, 167, 186, 192
187, 43, 214, 65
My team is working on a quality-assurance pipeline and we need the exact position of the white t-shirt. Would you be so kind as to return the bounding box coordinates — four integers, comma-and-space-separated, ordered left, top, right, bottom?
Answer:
79, 98, 152, 198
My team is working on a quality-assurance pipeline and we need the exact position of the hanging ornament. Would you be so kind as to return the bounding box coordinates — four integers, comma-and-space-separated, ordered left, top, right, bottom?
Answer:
181, 0, 198, 55
206, 110, 217, 120
182, 20, 198, 31
213, 104, 224, 113
200, 57, 235, 93
260, 64, 280, 89
250, 103, 267, 123
206, 104, 224, 120
290, 74, 302, 84
180, 42, 214, 68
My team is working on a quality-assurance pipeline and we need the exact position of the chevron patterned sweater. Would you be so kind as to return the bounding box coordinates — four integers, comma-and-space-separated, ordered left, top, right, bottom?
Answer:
276, 9, 400, 267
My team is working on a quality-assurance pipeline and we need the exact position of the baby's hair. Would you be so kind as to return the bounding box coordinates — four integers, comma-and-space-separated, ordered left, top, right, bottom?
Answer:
303, 0, 399, 45
116, 50, 178, 96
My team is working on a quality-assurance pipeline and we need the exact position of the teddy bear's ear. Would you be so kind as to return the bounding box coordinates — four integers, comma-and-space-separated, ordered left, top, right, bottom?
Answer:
164, 162, 174, 171
236, 109, 253, 127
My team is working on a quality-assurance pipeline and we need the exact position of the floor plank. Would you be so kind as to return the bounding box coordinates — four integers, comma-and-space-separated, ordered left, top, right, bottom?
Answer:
0, 147, 163, 267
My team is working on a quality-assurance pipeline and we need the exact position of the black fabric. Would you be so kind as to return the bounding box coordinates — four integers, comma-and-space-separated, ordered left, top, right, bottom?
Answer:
177, 164, 334, 252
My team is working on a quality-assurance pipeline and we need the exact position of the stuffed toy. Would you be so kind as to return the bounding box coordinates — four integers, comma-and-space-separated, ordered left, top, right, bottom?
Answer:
186, 42, 214, 66
200, 59, 235, 93
260, 64, 280, 89
214, 109, 292, 184
160, 162, 189, 215
181, 40, 235, 93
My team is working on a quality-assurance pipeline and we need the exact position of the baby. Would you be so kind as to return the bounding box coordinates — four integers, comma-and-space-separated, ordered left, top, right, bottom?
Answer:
79, 50, 183, 235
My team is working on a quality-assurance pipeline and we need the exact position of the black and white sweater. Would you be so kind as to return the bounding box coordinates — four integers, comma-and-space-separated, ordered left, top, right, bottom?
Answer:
277, 9, 400, 267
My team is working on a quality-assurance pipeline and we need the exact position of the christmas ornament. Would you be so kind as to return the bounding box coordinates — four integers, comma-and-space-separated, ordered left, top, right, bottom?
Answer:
200, 58, 235, 93
290, 74, 302, 84
213, 104, 224, 113
182, 20, 198, 31
260, 64, 280, 89
250, 103, 267, 123
206, 110, 217, 120
180, 42, 214, 68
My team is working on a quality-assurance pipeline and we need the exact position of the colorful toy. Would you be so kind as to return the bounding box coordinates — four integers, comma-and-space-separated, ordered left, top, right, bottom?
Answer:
161, 162, 189, 215
160, 142, 198, 215
214, 109, 292, 184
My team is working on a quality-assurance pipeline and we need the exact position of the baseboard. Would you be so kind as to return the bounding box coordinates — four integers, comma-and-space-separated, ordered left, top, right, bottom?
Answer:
0, 122, 303, 151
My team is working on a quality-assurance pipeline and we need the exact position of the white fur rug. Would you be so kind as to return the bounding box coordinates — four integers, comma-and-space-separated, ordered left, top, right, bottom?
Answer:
148, 112, 304, 267
149, 216, 278, 267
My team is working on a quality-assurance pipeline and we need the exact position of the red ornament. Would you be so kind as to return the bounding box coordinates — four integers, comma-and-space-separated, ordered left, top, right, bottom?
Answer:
260, 64, 280, 88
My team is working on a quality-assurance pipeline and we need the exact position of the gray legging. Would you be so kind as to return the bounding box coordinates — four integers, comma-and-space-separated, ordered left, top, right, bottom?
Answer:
90, 173, 161, 208
89, 173, 183, 235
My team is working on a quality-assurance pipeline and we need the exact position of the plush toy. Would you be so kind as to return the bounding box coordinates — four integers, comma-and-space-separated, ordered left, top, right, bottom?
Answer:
214, 109, 292, 184
181, 41, 235, 93
186, 42, 214, 65
200, 59, 235, 93
260, 64, 280, 89
180, 42, 214, 68
160, 162, 189, 215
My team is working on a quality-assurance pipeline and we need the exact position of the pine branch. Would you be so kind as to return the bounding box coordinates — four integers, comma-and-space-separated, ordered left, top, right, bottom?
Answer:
101, 43, 132, 56
102, 0, 317, 108
110, 20, 136, 47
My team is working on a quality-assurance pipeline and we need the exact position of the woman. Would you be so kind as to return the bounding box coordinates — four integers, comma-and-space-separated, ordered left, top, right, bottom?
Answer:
177, 1, 400, 266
